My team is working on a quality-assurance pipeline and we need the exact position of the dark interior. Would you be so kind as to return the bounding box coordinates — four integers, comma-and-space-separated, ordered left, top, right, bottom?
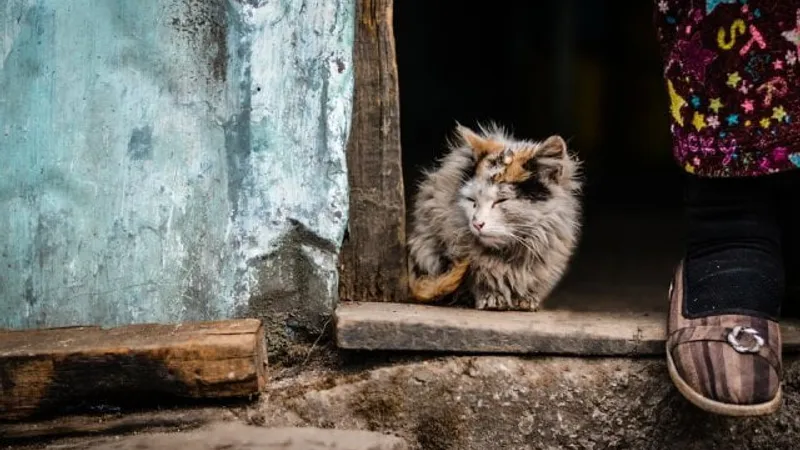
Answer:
394, 0, 683, 312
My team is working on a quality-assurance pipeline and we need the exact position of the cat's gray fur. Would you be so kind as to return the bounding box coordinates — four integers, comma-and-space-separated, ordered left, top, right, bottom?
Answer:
407, 123, 582, 310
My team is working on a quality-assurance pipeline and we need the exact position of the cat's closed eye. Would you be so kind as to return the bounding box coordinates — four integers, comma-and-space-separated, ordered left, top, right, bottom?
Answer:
492, 198, 509, 207
465, 197, 476, 207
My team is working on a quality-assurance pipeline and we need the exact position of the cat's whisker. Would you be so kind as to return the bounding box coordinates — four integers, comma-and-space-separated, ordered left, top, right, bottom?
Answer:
510, 234, 533, 248
507, 233, 539, 254
478, 228, 505, 236
512, 227, 550, 243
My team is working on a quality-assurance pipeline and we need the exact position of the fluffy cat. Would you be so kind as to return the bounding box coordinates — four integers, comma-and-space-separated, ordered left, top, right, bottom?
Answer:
407, 123, 582, 311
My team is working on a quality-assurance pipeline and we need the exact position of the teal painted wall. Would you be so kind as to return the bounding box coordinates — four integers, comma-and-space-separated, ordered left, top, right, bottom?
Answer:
0, 0, 354, 330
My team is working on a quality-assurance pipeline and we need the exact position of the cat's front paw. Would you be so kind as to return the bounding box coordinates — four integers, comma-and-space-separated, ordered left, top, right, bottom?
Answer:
474, 293, 494, 310
475, 293, 538, 311
512, 297, 538, 311
475, 292, 513, 310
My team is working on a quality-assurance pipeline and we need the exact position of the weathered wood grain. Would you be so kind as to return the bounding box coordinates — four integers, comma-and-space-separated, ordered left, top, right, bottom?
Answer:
338, 0, 407, 303
0, 408, 218, 443
0, 319, 267, 421
335, 302, 800, 356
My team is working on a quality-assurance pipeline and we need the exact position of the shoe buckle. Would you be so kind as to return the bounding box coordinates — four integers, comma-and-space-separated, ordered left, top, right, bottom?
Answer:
727, 326, 764, 354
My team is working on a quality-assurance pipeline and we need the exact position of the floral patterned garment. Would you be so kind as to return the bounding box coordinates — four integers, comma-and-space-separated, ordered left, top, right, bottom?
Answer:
655, 0, 800, 177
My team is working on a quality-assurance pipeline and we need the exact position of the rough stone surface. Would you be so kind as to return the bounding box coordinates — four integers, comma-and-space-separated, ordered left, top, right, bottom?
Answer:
257, 355, 800, 450
74, 423, 408, 450
8, 354, 800, 449
0, 1, 353, 336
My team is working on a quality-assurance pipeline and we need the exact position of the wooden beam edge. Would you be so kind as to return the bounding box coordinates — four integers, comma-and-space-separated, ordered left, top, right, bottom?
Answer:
334, 302, 800, 356
0, 318, 265, 358
0, 319, 268, 422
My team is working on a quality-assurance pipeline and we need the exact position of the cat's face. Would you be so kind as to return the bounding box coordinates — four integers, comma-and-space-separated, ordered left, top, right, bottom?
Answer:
459, 178, 518, 247
456, 126, 574, 249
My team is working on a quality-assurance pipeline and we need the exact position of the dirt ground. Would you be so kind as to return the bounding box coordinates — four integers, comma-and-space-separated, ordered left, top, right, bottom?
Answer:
6, 345, 800, 450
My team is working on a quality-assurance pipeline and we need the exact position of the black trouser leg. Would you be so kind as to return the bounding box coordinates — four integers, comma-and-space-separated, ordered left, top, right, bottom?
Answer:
779, 171, 800, 318
683, 173, 784, 320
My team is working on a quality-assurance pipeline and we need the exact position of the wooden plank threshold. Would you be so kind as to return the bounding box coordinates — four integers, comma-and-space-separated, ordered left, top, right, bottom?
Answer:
0, 319, 267, 422
335, 302, 800, 356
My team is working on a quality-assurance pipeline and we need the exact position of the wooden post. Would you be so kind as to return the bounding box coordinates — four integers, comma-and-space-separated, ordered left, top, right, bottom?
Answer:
338, 0, 407, 304
0, 319, 267, 421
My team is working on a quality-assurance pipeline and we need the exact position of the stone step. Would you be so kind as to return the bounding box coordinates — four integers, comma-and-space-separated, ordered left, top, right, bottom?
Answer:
335, 301, 800, 355
77, 423, 409, 450
258, 355, 800, 449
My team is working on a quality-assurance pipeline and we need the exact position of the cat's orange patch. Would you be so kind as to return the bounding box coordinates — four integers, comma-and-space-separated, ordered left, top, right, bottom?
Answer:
471, 138, 505, 159
409, 259, 470, 302
457, 124, 505, 159
493, 147, 536, 183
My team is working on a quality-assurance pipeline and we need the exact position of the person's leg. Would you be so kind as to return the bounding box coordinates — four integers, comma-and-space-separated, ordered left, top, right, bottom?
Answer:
779, 172, 800, 317
683, 174, 784, 322
666, 173, 785, 415
654, 0, 800, 415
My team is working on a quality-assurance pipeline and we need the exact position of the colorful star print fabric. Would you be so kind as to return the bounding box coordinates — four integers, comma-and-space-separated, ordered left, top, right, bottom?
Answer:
655, 0, 800, 177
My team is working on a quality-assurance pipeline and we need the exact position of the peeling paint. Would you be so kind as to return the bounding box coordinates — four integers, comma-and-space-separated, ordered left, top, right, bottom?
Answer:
0, 0, 354, 330
227, 0, 354, 330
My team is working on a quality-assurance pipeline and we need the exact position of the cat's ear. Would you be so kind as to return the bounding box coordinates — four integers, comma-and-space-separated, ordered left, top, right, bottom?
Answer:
537, 136, 569, 183
456, 124, 504, 158
537, 135, 567, 159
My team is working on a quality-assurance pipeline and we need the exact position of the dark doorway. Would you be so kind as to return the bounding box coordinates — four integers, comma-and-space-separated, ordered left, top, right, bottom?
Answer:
395, 0, 683, 312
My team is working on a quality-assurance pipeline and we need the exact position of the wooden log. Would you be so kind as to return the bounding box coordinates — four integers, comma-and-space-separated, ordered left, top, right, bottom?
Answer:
0, 319, 267, 421
338, 0, 408, 303
335, 302, 800, 356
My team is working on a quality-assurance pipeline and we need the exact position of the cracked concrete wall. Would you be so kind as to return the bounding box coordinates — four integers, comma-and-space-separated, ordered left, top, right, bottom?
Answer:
0, 0, 354, 332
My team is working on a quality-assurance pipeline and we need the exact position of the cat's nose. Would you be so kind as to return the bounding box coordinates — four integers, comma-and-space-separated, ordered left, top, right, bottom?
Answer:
472, 221, 485, 231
